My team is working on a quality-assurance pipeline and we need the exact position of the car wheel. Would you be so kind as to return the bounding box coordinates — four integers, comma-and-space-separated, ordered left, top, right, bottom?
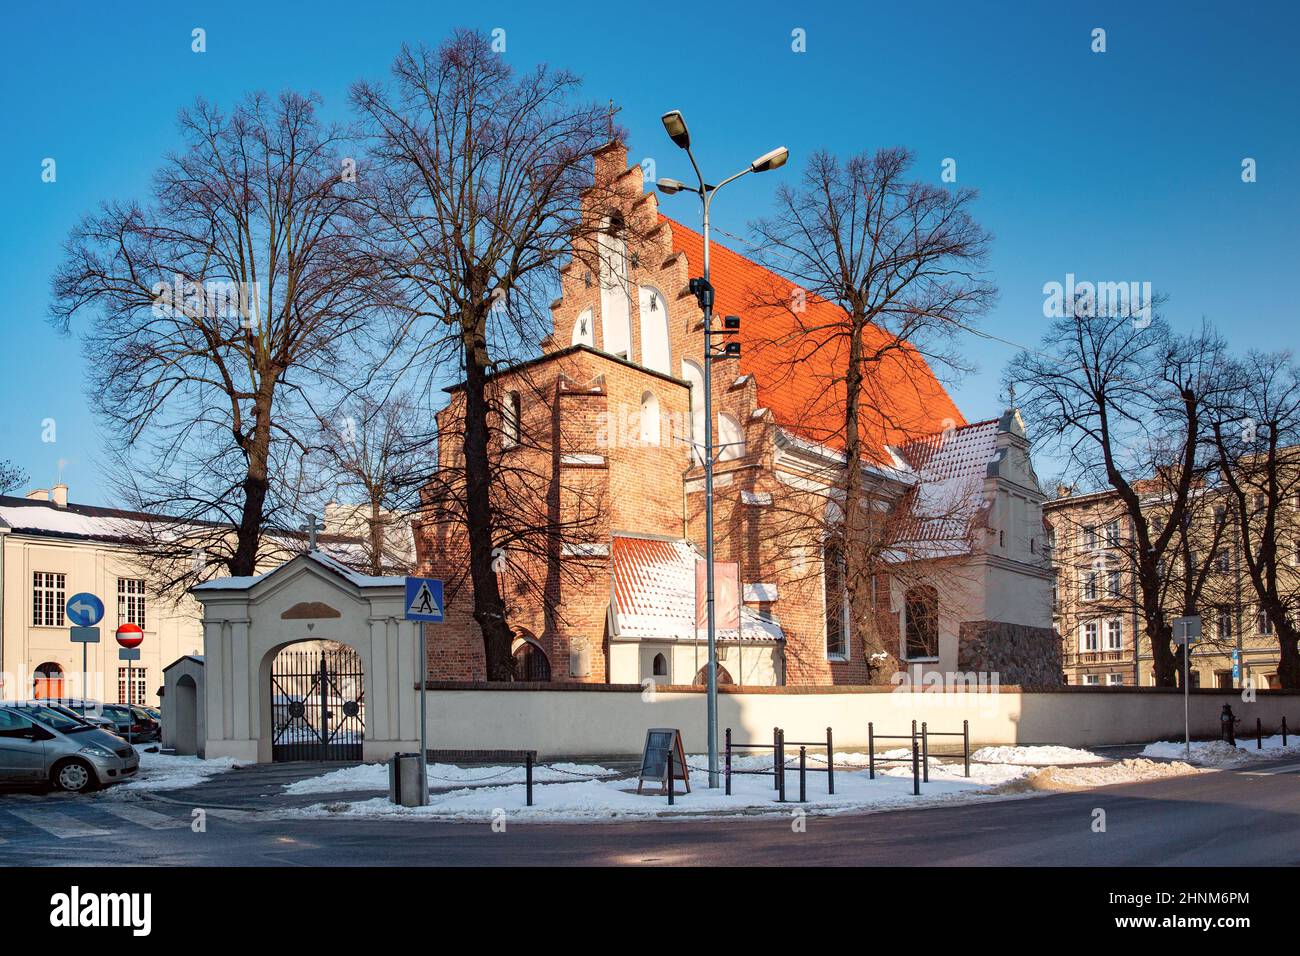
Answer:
51, 759, 97, 794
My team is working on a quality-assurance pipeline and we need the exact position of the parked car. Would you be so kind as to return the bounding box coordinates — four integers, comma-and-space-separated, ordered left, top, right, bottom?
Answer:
93, 704, 160, 743
32, 701, 117, 732
0, 702, 138, 793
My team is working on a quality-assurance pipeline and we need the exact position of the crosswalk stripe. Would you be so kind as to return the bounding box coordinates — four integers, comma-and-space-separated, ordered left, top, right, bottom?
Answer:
100, 804, 187, 829
6, 808, 111, 839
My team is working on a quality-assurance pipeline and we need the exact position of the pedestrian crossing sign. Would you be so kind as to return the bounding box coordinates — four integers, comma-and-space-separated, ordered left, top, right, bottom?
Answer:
404, 577, 445, 623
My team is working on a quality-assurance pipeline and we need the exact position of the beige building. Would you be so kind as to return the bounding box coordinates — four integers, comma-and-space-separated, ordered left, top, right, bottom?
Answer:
1, 485, 370, 708
1044, 483, 1285, 688
0, 486, 205, 707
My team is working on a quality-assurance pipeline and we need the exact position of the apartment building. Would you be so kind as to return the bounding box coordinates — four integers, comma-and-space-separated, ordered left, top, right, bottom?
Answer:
1044, 482, 1286, 688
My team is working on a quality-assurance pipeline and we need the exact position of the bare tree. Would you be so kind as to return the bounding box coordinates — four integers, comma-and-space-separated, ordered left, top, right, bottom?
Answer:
352, 31, 625, 679
50, 91, 388, 588
747, 148, 996, 681
313, 391, 423, 575
1008, 298, 1230, 686
1209, 350, 1300, 687
0, 460, 27, 496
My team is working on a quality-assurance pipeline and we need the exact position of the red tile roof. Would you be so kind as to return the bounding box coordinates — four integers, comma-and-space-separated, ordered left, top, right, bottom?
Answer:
665, 217, 966, 461
610, 534, 783, 642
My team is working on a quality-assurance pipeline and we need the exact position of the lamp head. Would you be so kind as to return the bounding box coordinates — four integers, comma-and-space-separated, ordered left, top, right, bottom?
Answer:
656, 178, 687, 195
750, 146, 790, 173
661, 110, 690, 150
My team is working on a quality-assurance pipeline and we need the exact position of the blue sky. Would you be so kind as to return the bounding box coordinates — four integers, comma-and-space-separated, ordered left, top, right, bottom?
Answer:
2, 0, 1297, 505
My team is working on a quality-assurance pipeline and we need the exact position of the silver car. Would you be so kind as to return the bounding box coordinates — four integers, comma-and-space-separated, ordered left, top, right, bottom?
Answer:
0, 703, 139, 793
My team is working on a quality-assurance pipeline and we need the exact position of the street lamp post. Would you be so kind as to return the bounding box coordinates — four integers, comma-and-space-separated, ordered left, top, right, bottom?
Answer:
657, 110, 787, 788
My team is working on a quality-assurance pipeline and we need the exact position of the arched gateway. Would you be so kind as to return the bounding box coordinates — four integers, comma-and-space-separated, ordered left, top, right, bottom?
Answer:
192, 552, 420, 764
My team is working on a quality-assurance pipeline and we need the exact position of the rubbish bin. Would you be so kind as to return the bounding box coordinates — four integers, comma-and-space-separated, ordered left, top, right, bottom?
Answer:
388, 752, 428, 807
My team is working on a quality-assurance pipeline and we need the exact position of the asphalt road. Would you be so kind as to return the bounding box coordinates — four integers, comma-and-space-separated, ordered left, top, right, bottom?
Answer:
3, 758, 1299, 866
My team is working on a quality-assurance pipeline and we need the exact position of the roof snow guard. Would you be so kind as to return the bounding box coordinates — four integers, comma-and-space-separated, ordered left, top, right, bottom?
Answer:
609, 534, 783, 643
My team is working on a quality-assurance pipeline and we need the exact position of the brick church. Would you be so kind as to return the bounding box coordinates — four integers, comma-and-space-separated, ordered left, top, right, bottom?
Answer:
415, 143, 1059, 687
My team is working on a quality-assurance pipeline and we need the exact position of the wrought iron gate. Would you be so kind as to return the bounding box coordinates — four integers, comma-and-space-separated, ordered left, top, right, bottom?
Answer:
270, 645, 364, 762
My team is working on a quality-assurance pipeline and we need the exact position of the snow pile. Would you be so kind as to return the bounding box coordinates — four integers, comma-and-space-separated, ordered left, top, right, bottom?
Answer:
1141, 736, 1300, 767
113, 748, 243, 792
970, 745, 1106, 765
1017, 758, 1199, 790
283, 761, 619, 795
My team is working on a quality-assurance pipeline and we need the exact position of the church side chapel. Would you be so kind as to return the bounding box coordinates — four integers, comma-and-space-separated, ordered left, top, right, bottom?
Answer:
416, 143, 1059, 687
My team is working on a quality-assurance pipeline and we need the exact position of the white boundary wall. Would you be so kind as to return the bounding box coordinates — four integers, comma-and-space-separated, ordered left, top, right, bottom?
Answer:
421, 685, 1300, 757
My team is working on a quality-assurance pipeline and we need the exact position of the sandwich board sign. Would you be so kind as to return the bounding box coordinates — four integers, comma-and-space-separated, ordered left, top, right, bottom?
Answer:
636, 728, 690, 795
404, 577, 445, 623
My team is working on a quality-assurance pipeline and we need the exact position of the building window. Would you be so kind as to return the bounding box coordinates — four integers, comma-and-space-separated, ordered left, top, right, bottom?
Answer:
1105, 619, 1123, 651
33, 662, 65, 700
1082, 568, 1099, 601
118, 578, 146, 629
639, 390, 661, 446
1106, 673, 1123, 686
1215, 670, 1233, 689
32, 572, 65, 627
1081, 524, 1097, 551
118, 667, 147, 706
904, 585, 939, 660
823, 545, 849, 661
1213, 549, 1231, 573
1081, 621, 1100, 652
1106, 568, 1122, 597
1104, 520, 1120, 548
652, 653, 668, 678
502, 391, 521, 447
1083, 674, 1101, 686
1257, 609, 1274, 635
1216, 607, 1234, 639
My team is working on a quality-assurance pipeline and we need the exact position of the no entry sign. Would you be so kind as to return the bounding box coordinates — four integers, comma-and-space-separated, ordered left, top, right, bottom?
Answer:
116, 622, 144, 649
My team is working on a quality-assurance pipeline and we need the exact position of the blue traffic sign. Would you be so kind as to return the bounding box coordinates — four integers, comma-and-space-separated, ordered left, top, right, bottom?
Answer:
404, 577, 445, 623
65, 592, 104, 627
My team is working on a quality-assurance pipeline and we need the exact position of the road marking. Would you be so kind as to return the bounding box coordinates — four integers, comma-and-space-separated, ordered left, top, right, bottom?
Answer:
1238, 760, 1300, 776
6, 808, 111, 839
100, 804, 187, 829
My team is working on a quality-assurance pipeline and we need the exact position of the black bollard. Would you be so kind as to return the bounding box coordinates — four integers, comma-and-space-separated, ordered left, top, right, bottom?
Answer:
868, 722, 876, 780
922, 721, 930, 783
1284, 716, 1289, 747
911, 734, 920, 796
826, 726, 835, 795
799, 746, 807, 803
667, 750, 675, 805
963, 719, 971, 778
1258, 717, 1263, 750
526, 752, 534, 807
725, 727, 732, 796
773, 726, 780, 791
778, 730, 786, 803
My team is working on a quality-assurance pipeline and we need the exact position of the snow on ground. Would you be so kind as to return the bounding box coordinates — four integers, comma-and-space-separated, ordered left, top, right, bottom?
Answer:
1141, 735, 1300, 767
277, 752, 1041, 822
111, 747, 242, 792
282, 761, 618, 795
970, 745, 1107, 765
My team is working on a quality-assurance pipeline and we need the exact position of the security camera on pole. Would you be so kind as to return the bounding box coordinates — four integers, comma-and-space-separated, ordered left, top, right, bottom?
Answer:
116, 622, 144, 745
656, 109, 788, 788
